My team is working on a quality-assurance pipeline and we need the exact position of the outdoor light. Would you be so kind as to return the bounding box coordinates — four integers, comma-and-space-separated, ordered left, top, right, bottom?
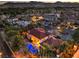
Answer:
57, 26, 61, 30
0, 52, 2, 57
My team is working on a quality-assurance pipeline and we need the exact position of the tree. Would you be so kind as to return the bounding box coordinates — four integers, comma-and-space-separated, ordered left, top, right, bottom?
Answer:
59, 43, 68, 52
72, 28, 79, 43
38, 44, 56, 58
12, 38, 20, 51
59, 41, 75, 58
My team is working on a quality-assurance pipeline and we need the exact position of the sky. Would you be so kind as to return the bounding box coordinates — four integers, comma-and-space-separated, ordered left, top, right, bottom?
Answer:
22, 0, 79, 2
0, 0, 79, 4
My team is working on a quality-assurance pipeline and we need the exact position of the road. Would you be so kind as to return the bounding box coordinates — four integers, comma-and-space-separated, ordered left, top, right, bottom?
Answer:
73, 49, 79, 58
0, 30, 14, 58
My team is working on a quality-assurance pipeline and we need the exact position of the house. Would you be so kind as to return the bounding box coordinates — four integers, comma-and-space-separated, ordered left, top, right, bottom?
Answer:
26, 28, 50, 48
42, 37, 63, 47
59, 28, 75, 40
7, 17, 31, 27
16, 20, 31, 27
31, 16, 44, 22
44, 14, 56, 21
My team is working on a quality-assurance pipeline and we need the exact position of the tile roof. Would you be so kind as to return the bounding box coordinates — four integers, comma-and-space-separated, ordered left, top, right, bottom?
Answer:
29, 28, 49, 39
44, 37, 63, 47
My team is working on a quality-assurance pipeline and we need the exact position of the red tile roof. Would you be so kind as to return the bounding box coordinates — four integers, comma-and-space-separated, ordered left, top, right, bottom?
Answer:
44, 37, 63, 47
29, 28, 49, 39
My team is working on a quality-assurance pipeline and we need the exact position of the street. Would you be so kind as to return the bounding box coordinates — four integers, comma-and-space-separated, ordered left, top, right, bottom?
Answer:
0, 30, 14, 58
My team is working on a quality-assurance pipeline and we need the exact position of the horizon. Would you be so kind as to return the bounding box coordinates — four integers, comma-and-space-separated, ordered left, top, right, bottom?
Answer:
0, 0, 79, 3
1, 1, 79, 4
0, 0, 79, 5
